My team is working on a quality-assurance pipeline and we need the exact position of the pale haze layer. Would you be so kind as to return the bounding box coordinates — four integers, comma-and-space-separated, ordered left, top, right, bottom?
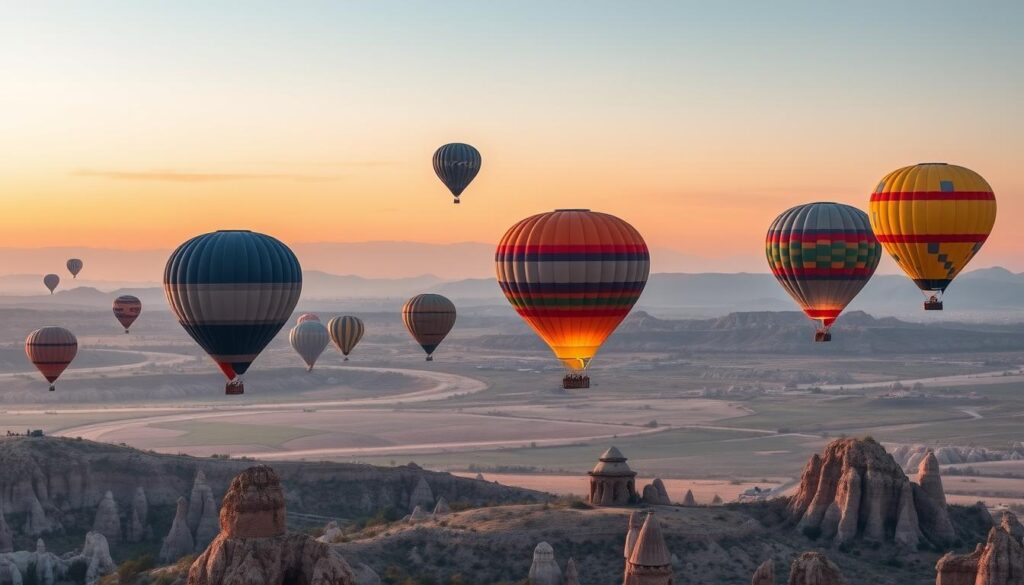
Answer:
1, 1, 1021, 279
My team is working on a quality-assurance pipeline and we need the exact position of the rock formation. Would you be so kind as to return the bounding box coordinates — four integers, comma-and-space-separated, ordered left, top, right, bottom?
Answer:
565, 557, 580, 585
788, 437, 953, 547
0, 505, 11, 554
91, 491, 121, 544
318, 521, 343, 544
681, 489, 697, 507
936, 511, 1024, 585
407, 506, 429, 524
712, 493, 723, 505
625, 510, 643, 559
917, 452, 956, 543
187, 465, 357, 585
126, 486, 150, 542
160, 496, 195, 564
82, 532, 116, 585
528, 541, 562, 585
194, 490, 220, 551
623, 512, 673, 585
187, 470, 216, 534
787, 552, 844, 585
432, 496, 450, 517
642, 478, 672, 505
588, 446, 638, 506
409, 476, 434, 511
752, 559, 774, 585
0, 557, 22, 585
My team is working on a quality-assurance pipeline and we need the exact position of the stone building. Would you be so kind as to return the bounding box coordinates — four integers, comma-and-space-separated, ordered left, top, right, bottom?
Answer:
588, 447, 638, 506
623, 512, 673, 585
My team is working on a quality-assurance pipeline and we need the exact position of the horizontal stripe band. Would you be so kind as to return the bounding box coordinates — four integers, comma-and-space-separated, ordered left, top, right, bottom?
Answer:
875, 234, 989, 243
497, 244, 648, 254
498, 281, 647, 293
871, 191, 994, 202
515, 308, 632, 318
27, 342, 77, 347
770, 269, 875, 279
496, 252, 650, 262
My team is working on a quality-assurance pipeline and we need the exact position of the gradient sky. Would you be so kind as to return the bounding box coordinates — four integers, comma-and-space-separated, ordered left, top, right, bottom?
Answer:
2, 1, 1022, 272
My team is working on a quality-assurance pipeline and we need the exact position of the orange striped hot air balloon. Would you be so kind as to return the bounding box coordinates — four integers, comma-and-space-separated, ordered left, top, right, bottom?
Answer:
25, 327, 78, 391
495, 209, 649, 389
112, 295, 142, 333
296, 313, 320, 324
869, 163, 997, 310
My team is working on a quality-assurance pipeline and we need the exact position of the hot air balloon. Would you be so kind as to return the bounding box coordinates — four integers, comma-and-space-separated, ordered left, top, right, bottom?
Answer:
25, 327, 78, 391
433, 143, 481, 204
296, 313, 320, 324
164, 230, 302, 394
495, 209, 649, 389
43, 274, 60, 294
402, 295, 455, 361
766, 202, 881, 342
327, 315, 364, 361
112, 295, 142, 333
67, 258, 83, 278
869, 163, 997, 311
289, 320, 329, 372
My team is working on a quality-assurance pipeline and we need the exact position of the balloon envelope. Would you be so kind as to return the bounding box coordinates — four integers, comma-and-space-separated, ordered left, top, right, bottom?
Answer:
67, 258, 83, 278
869, 163, 996, 300
327, 315, 365, 358
495, 209, 649, 371
296, 313, 320, 324
112, 295, 142, 333
25, 326, 78, 390
289, 321, 329, 371
766, 202, 881, 335
433, 143, 481, 203
402, 294, 455, 359
43, 274, 60, 294
163, 230, 302, 388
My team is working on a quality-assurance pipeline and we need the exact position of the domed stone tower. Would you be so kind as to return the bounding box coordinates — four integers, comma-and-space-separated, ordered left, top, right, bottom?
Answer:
588, 447, 638, 506
623, 512, 674, 585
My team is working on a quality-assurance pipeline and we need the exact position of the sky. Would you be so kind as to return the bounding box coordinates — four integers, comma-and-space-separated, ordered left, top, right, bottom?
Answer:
1, 1, 1022, 275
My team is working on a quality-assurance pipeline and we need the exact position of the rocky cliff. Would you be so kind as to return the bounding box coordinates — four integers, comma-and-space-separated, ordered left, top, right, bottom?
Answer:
936, 512, 1024, 585
787, 438, 954, 547
0, 436, 542, 546
187, 465, 358, 585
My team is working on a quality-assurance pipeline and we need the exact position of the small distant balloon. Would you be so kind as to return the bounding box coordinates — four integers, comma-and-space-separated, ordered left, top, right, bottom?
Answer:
296, 313, 320, 324
327, 315, 365, 361
402, 294, 456, 361
113, 295, 143, 333
66, 258, 83, 278
433, 143, 481, 204
289, 321, 329, 372
43, 274, 60, 294
25, 327, 78, 391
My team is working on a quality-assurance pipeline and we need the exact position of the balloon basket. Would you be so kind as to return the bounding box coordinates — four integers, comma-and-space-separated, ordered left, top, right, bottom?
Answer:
924, 300, 944, 311
49, 384, 55, 392
426, 355, 434, 362
453, 198, 460, 204
343, 357, 349, 362
814, 331, 832, 343
225, 381, 244, 395
562, 375, 590, 390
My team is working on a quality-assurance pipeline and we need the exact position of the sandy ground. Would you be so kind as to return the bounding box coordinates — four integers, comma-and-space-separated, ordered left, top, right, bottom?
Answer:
452, 472, 784, 503
460, 398, 751, 427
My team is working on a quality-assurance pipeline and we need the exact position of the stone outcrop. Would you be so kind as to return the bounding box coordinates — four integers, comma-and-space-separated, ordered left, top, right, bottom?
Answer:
0, 557, 22, 585
125, 486, 150, 543
187, 471, 215, 534
432, 497, 450, 517
917, 453, 956, 543
625, 510, 642, 559
565, 557, 580, 585
82, 532, 116, 585
752, 559, 775, 585
712, 493, 723, 505
0, 505, 11, 553
588, 447, 638, 506
407, 506, 429, 524
0, 532, 114, 585
788, 438, 953, 547
409, 476, 434, 511
936, 512, 1024, 585
681, 489, 697, 507
642, 478, 672, 505
91, 491, 121, 544
187, 465, 357, 585
623, 512, 673, 585
317, 521, 343, 544
194, 490, 220, 551
787, 552, 844, 585
528, 541, 561, 585
160, 496, 195, 564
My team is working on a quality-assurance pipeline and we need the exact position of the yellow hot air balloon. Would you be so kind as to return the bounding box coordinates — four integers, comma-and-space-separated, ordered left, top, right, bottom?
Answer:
869, 163, 996, 310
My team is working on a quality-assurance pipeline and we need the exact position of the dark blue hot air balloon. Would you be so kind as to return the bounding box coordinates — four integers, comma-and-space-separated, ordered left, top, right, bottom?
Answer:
163, 230, 302, 394
432, 143, 481, 204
